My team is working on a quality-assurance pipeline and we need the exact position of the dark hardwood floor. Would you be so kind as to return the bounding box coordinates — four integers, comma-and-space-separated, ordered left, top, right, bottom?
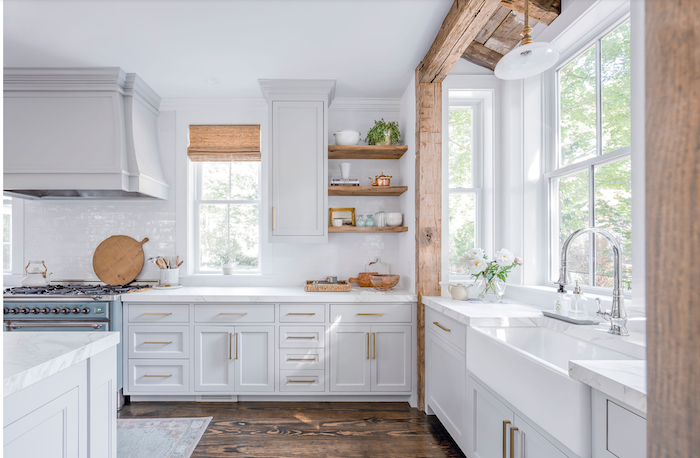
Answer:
118, 401, 465, 458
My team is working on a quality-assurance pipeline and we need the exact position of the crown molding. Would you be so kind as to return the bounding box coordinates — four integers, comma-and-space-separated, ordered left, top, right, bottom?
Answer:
4, 67, 127, 92
258, 79, 336, 106
124, 74, 161, 110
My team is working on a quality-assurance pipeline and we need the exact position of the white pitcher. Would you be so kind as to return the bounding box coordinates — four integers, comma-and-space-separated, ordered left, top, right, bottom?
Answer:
448, 283, 472, 301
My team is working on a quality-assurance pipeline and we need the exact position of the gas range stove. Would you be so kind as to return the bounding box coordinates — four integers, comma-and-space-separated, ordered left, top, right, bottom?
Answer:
3, 283, 153, 301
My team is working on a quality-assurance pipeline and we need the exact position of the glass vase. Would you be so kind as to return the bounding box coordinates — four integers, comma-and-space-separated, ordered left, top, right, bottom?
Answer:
477, 276, 506, 303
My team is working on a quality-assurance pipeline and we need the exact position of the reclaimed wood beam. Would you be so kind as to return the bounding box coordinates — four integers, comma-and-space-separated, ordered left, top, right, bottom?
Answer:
462, 41, 504, 70
499, 0, 560, 25
646, 0, 700, 456
417, 0, 503, 83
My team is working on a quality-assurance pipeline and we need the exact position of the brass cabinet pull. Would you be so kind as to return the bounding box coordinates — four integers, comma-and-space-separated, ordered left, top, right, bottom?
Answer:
144, 374, 172, 378
235, 332, 239, 360
373, 332, 376, 359
288, 358, 316, 361
144, 341, 173, 345
366, 332, 370, 359
288, 312, 316, 315
503, 420, 511, 458
273, 206, 277, 230
288, 379, 316, 383
287, 336, 315, 339
433, 321, 451, 332
358, 313, 384, 316
220, 312, 247, 315
510, 426, 518, 458
229, 332, 233, 360
143, 312, 172, 316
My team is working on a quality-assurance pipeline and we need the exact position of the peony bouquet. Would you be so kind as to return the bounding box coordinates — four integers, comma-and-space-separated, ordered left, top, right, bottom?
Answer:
461, 248, 522, 300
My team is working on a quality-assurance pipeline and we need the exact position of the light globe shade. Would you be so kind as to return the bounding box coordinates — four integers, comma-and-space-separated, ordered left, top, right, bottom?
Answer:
494, 41, 560, 80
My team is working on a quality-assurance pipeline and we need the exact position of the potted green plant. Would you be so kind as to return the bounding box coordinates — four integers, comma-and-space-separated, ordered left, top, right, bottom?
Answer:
365, 119, 401, 146
217, 246, 238, 275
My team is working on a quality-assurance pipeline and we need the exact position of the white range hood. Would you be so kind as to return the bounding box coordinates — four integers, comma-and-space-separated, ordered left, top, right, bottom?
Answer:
3, 67, 169, 200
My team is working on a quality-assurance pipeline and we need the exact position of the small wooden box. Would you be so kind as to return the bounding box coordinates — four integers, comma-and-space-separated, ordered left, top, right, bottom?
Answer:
304, 280, 352, 292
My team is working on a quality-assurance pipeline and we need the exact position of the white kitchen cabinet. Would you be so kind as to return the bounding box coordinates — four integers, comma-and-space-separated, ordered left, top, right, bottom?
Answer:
330, 325, 410, 392
88, 346, 118, 458
194, 326, 235, 391
426, 329, 467, 450
234, 326, 274, 392
370, 326, 411, 392
330, 325, 371, 391
467, 377, 568, 458
592, 389, 647, 458
194, 325, 274, 392
260, 79, 335, 243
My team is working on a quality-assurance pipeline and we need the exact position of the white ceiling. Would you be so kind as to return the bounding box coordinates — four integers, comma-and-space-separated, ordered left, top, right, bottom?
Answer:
4, 0, 454, 99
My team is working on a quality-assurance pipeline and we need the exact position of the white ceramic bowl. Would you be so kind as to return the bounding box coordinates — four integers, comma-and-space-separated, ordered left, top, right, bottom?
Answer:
386, 213, 403, 227
334, 130, 361, 146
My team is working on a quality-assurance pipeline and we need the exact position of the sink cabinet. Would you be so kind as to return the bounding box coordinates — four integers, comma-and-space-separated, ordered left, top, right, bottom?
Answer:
467, 376, 569, 458
592, 389, 646, 458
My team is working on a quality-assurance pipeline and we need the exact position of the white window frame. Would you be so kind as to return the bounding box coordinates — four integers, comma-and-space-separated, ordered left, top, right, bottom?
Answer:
441, 77, 498, 285
546, 14, 632, 295
191, 161, 262, 275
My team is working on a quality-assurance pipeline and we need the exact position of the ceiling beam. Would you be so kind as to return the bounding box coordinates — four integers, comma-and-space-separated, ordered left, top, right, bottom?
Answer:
462, 41, 504, 70
417, 0, 503, 83
499, 0, 561, 26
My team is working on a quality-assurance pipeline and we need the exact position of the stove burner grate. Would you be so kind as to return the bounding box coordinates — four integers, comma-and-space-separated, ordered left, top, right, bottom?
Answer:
4, 284, 138, 296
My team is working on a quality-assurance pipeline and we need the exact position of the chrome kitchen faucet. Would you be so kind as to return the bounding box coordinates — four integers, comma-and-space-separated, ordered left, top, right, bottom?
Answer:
556, 227, 629, 336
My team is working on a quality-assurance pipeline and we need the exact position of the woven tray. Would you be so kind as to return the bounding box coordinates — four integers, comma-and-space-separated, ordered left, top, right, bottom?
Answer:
304, 280, 351, 292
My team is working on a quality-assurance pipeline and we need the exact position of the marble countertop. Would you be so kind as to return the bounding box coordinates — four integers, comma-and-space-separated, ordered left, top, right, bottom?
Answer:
122, 286, 418, 303
4, 332, 120, 397
569, 360, 646, 413
421, 296, 544, 326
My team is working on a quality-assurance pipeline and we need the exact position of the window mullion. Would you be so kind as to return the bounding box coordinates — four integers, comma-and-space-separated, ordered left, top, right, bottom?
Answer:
589, 163, 596, 287
596, 37, 603, 157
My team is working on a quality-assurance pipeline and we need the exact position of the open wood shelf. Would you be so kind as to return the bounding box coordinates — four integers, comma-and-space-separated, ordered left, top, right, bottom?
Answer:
328, 145, 408, 160
328, 226, 408, 233
328, 186, 408, 196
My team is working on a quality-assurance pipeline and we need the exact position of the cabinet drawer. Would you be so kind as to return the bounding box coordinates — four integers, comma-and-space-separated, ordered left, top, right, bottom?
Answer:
128, 326, 189, 359
279, 370, 325, 392
128, 359, 189, 392
128, 303, 189, 323
426, 308, 466, 352
279, 326, 325, 348
279, 304, 325, 323
330, 304, 412, 323
194, 304, 274, 323
279, 348, 325, 370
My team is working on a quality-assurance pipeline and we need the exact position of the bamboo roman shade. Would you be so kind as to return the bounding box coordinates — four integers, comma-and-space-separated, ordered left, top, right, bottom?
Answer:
188, 125, 261, 162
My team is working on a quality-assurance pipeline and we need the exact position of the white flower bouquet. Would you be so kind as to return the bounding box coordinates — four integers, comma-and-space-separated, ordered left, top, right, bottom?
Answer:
461, 248, 522, 301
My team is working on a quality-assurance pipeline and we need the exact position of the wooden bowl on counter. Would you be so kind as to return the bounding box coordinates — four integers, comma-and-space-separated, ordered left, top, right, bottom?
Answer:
369, 274, 400, 291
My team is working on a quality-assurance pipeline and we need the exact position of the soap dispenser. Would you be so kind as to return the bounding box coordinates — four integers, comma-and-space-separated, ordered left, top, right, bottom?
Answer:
554, 284, 570, 315
569, 281, 587, 319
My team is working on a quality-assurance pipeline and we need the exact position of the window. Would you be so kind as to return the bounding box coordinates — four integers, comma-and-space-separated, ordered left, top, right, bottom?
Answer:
549, 19, 632, 290
189, 125, 261, 274
447, 100, 481, 277
193, 162, 260, 272
3, 198, 11, 272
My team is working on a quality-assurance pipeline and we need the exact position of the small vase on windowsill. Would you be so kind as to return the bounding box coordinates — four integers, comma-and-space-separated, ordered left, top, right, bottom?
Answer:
222, 262, 236, 275
476, 276, 507, 303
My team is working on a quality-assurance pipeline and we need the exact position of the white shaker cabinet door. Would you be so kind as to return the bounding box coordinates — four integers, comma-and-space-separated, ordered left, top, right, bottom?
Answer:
194, 326, 235, 392
370, 325, 411, 392
514, 415, 569, 458
270, 100, 326, 241
467, 377, 515, 458
330, 326, 371, 392
426, 331, 467, 450
234, 326, 274, 392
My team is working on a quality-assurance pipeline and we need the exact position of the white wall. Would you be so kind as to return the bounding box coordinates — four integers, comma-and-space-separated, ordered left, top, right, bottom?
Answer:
14, 98, 416, 290
398, 76, 417, 292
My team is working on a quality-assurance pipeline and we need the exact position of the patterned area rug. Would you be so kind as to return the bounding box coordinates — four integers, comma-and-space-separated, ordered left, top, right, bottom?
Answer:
118, 417, 212, 458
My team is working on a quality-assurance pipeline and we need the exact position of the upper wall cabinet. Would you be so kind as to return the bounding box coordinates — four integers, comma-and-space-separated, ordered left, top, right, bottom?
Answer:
259, 79, 335, 243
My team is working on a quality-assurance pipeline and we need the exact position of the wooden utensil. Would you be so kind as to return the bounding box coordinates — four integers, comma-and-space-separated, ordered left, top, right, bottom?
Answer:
92, 236, 149, 285
348, 272, 379, 287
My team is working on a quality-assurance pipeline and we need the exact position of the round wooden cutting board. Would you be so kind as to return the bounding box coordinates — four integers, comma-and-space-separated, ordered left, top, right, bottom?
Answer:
92, 236, 149, 285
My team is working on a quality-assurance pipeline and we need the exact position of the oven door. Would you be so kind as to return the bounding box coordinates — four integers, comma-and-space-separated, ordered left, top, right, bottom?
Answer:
4, 321, 109, 332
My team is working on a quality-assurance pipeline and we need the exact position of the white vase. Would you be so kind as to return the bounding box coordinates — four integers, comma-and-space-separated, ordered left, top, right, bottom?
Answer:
222, 263, 236, 275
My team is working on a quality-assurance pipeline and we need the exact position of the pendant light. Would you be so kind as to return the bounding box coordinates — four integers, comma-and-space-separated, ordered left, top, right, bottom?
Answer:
494, 0, 560, 80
